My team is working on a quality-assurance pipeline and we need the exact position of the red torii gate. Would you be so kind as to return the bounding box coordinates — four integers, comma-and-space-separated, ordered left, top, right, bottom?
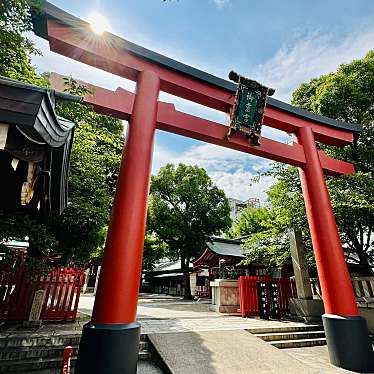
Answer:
32, 3, 373, 373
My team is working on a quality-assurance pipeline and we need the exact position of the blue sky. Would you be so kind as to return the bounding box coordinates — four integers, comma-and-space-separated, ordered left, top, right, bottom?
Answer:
30, 0, 374, 202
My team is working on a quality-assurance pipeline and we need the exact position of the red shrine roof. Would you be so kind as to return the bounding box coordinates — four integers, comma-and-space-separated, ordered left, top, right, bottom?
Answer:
193, 237, 247, 268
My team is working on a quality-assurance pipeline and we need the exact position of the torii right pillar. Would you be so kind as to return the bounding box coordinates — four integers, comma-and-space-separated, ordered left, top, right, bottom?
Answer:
297, 126, 374, 372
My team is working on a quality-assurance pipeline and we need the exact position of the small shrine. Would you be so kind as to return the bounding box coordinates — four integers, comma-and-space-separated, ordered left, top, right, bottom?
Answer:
0, 77, 78, 214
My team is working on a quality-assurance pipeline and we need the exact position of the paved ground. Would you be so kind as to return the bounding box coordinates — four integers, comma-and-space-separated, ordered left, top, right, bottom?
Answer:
283, 346, 354, 374
4, 293, 359, 373
137, 361, 163, 374
79, 293, 309, 334
77, 294, 360, 373
149, 330, 318, 374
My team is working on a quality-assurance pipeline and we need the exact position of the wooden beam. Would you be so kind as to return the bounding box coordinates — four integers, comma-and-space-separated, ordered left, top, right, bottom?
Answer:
157, 102, 306, 167
156, 102, 355, 176
73, 81, 354, 176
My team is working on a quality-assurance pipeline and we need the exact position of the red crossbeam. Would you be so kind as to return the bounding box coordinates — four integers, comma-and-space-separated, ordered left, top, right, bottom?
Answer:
157, 103, 354, 176
68, 76, 353, 176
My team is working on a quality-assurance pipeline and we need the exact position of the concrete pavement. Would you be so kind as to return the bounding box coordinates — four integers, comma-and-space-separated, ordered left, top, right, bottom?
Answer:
149, 330, 325, 374
78, 294, 359, 373
78, 294, 310, 334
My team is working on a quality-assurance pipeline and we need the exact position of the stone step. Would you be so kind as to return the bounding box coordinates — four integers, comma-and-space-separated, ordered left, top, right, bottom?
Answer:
270, 337, 327, 349
255, 330, 325, 342
0, 333, 150, 372
0, 333, 148, 348
0, 349, 151, 372
0, 356, 77, 373
246, 324, 322, 335
0, 334, 81, 348
0, 345, 78, 361
0, 340, 148, 361
139, 350, 152, 360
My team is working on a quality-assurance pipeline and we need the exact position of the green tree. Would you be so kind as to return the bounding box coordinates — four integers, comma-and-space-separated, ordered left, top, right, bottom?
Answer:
36, 77, 124, 263
226, 205, 294, 270
142, 234, 168, 271
227, 207, 272, 239
0, 0, 45, 85
47, 116, 123, 263
291, 49, 374, 273
245, 50, 374, 273
148, 163, 231, 298
241, 165, 315, 270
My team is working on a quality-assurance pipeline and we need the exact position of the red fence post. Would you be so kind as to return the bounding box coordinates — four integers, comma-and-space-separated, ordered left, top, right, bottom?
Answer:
65, 268, 79, 321
60, 346, 73, 374
71, 268, 84, 321
60, 270, 72, 320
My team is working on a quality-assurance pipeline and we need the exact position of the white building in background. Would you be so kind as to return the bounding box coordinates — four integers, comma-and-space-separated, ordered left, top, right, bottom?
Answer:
228, 197, 260, 221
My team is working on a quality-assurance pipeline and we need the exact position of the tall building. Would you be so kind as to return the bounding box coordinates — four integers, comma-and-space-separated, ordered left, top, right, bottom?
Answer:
228, 197, 260, 221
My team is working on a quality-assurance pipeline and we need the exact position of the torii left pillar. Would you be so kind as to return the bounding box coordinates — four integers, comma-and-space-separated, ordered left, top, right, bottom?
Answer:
75, 70, 160, 374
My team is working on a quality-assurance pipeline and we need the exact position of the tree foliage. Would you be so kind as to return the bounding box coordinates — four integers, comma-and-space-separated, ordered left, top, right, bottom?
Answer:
292, 50, 374, 272
227, 207, 272, 239
148, 163, 231, 298
0, 1, 124, 267
142, 234, 168, 271
0, 0, 45, 85
243, 50, 374, 273
47, 111, 123, 263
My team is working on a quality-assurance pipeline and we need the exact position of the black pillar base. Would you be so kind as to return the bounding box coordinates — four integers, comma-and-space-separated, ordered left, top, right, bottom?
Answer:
323, 314, 374, 373
75, 321, 140, 374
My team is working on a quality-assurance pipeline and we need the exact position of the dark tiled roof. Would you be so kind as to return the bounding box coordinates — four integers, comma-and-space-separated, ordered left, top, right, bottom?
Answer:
0, 76, 79, 147
206, 237, 246, 258
0, 76, 78, 213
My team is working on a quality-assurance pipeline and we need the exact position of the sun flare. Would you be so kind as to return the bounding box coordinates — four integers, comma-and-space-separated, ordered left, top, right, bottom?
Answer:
87, 12, 111, 35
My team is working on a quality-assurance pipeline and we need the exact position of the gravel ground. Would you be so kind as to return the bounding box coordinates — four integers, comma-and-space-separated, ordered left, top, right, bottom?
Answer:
137, 361, 164, 373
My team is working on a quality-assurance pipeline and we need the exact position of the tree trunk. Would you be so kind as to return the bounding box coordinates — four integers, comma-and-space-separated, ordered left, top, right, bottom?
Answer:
349, 229, 373, 275
181, 256, 192, 299
356, 248, 373, 275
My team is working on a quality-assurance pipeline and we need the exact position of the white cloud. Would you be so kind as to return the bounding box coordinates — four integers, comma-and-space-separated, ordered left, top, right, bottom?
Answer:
152, 142, 270, 174
251, 25, 374, 102
213, 0, 230, 10
152, 142, 274, 202
209, 170, 274, 202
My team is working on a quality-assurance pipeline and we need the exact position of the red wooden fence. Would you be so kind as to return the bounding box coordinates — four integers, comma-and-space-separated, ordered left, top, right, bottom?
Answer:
0, 266, 84, 322
40, 267, 85, 321
0, 266, 35, 321
239, 276, 297, 318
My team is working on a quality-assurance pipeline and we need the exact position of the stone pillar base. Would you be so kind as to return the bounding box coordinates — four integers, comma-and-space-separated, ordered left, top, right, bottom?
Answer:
75, 322, 140, 374
289, 298, 324, 322
209, 304, 239, 313
210, 279, 239, 314
323, 314, 374, 372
